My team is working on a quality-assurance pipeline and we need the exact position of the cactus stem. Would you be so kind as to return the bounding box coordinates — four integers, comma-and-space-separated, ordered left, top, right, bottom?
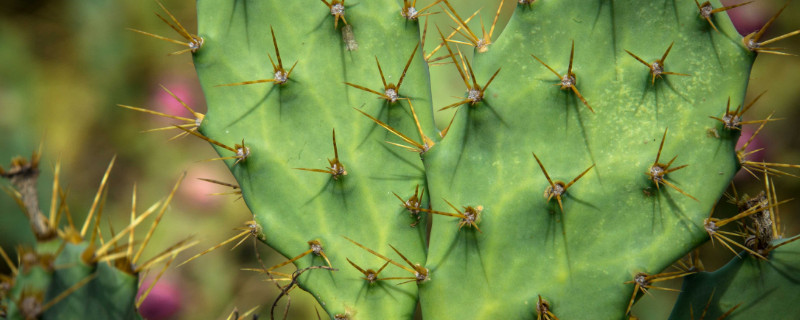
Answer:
346, 258, 390, 283
532, 152, 594, 213
393, 184, 425, 226
531, 41, 595, 113
536, 295, 559, 320
625, 42, 690, 86
295, 129, 347, 179
321, 0, 348, 29
647, 128, 698, 201
345, 42, 419, 103
743, 1, 800, 56
127, 1, 203, 55
694, 0, 753, 33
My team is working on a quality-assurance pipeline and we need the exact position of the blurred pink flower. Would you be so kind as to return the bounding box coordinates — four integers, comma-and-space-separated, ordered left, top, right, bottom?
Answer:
151, 81, 195, 118
722, 0, 770, 36
177, 164, 226, 212
137, 278, 182, 320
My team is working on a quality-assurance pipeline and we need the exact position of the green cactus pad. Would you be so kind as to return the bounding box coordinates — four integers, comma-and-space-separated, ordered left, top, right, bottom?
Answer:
420, 0, 752, 318
669, 236, 800, 319
194, 0, 436, 317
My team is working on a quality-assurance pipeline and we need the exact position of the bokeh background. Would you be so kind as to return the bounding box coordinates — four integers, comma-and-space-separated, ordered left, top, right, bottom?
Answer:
1, 0, 798, 319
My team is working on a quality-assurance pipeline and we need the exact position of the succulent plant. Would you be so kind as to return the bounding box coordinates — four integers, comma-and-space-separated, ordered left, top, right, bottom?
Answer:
4, 0, 800, 319
0, 155, 193, 320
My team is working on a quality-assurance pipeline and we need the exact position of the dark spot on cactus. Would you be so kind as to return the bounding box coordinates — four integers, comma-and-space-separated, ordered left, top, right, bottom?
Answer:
342, 25, 358, 51
127, 0, 203, 55
295, 129, 348, 180
531, 41, 595, 113
646, 128, 697, 201
625, 42, 689, 86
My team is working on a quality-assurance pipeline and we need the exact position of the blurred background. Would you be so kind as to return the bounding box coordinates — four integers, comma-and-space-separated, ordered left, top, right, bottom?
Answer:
0, 0, 798, 319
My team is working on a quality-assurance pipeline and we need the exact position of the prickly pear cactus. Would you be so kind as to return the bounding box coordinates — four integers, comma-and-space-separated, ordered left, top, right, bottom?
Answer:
0, 156, 191, 320
103, 0, 800, 319
177, 0, 800, 318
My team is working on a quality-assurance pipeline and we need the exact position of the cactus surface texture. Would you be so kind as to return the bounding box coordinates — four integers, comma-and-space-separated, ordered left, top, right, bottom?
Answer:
3, 0, 800, 319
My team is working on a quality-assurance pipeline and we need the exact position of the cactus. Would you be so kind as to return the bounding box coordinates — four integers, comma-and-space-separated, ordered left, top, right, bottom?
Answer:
4, 0, 800, 319
0, 155, 194, 320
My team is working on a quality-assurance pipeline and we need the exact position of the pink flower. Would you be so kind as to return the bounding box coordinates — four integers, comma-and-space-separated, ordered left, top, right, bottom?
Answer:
722, 0, 770, 36
151, 81, 195, 118
137, 278, 182, 320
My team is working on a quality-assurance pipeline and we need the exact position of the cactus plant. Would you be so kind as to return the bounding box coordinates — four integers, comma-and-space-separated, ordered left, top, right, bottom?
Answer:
0, 155, 194, 320
4, 0, 800, 319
